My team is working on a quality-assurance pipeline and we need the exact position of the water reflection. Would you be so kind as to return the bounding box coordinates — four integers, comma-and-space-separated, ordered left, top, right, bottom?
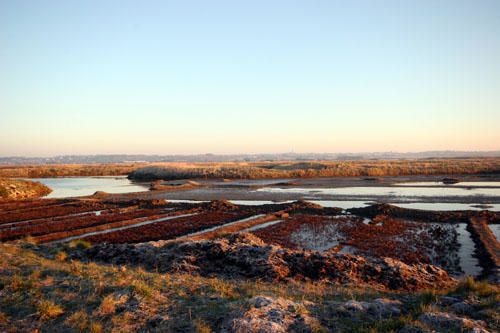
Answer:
396, 181, 500, 187
257, 186, 500, 199
31, 177, 149, 198
455, 224, 482, 277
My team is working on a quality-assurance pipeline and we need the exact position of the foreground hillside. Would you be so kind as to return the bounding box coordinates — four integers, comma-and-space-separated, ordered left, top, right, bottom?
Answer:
0, 239, 498, 333
0, 179, 51, 199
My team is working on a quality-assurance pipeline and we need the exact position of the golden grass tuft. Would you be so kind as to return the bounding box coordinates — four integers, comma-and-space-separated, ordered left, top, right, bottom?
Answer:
68, 239, 92, 250
209, 278, 239, 299
454, 276, 499, 297
66, 310, 89, 331
55, 250, 68, 261
89, 321, 104, 333
37, 299, 64, 320
194, 319, 213, 333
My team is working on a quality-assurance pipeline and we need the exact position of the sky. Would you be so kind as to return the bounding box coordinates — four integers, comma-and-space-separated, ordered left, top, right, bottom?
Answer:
1, 0, 499, 156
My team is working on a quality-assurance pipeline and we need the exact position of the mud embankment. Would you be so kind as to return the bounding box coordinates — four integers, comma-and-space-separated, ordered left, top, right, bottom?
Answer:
73, 233, 455, 291
348, 203, 500, 224
467, 218, 500, 282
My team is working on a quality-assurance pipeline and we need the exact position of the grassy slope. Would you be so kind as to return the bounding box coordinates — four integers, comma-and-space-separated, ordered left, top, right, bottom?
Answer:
0, 241, 498, 332
0, 179, 51, 199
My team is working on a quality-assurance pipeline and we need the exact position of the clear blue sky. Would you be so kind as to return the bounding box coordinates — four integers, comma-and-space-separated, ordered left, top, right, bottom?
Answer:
1, 0, 499, 156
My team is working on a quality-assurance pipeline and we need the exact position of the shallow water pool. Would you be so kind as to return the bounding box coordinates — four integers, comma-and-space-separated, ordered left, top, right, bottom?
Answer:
31, 177, 149, 198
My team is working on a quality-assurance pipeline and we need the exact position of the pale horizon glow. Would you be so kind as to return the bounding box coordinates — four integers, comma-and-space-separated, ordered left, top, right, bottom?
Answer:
1, 1, 499, 157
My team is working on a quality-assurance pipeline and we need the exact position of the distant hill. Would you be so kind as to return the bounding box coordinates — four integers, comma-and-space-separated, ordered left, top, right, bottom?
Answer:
0, 151, 499, 165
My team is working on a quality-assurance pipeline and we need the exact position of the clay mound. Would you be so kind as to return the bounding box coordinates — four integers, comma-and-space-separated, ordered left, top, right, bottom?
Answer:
289, 200, 323, 210
285, 200, 343, 215
77, 232, 455, 291
138, 199, 168, 208
204, 200, 239, 211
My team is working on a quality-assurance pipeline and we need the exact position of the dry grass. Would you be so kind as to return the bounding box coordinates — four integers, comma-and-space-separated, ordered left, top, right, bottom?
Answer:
453, 276, 499, 297
1, 158, 499, 180
0, 178, 51, 199
129, 158, 500, 180
37, 299, 64, 320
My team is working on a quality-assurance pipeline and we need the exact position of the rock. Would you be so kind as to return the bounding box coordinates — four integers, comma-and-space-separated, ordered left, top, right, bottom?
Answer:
371, 298, 403, 317
442, 178, 460, 184
341, 300, 367, 313
397, 326, 425, 333
254, 296, 273, 309
223, 296, 319, 333
419, 312, 488, 332
340, 298, 402, 319
467, 328, 491, 333
451, 301, 474, 315
438, 296, 461, 306
397, 325, 425, 333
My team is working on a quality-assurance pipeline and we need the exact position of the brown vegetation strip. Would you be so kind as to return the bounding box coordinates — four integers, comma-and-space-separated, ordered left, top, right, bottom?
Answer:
179, 212, 286, 241
0, 202, 110, 225
0, 199, 63, 212
0, 208, 177, 241
83, 211, 252, 244
34, 209, 198, 244
0, 208, 112, 230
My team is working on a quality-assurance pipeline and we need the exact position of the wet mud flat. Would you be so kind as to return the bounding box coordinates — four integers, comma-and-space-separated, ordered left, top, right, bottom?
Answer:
121, 174, 500, 207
